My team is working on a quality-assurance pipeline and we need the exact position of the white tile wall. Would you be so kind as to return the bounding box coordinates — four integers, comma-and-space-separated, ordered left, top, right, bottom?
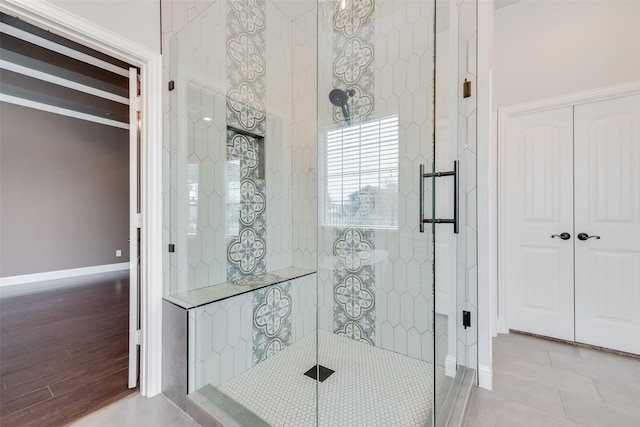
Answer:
290, 273, 318, 341
371, 1, 436, 363
266, 2, 294, 272
191, 275, 316, 390
291, 9, 318, 271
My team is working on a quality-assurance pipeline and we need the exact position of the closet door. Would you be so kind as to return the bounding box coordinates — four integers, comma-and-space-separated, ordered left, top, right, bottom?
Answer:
505, 107, 575, 340
574, 94, 640, 355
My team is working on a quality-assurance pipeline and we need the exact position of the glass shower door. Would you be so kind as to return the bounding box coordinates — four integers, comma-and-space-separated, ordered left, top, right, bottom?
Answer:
433, 0, 479, 423
316, 1, 447, 425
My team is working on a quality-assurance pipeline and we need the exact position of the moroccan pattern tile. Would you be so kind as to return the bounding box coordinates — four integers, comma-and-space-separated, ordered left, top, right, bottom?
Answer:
226, 132, 266, 280
253, 282, 292, 364
333, 228, 375, 345
226, 0, 266, 136
331, 1, 377, 345
332, 0, 375, 123
225, 0, 268, 283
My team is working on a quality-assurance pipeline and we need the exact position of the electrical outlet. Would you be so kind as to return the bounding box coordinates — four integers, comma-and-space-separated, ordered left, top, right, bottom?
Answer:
116, 250, 122, 257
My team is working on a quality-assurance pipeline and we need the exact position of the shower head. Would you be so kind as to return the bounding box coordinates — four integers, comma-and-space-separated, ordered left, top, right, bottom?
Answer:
329, 88, 353, 125
329, 88, 348, 107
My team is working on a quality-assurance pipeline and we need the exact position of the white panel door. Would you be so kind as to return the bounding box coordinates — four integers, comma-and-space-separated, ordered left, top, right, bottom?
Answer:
505, 107, 575, 340
574, 94, 640, 355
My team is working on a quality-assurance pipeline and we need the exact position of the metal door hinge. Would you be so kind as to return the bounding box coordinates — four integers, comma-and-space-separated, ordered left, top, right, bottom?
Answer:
463, 79, 471, 98
131, 95, 141, 112
463, 310, 471, 329
137, 213, 142, 228
133, 329, 141, 345
168, 243, 175, 253
168, 80, 175, 91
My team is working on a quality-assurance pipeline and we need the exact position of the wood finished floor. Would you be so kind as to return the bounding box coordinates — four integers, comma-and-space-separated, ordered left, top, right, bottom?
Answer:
0, 272, 135, 426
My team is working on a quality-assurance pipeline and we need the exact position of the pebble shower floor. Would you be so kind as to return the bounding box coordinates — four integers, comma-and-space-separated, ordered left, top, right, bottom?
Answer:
218, 330, 445, 426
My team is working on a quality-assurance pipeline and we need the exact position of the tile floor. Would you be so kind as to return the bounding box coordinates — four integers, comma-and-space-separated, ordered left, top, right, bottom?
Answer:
70, 393, 199, 427
465, 332, 640, 427
218, 331, 446, 427
68, 331, 640, 427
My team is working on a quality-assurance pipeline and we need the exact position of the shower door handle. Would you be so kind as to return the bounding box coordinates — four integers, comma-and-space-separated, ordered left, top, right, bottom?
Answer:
419, 161, 459, 234
420, 164, 425, 233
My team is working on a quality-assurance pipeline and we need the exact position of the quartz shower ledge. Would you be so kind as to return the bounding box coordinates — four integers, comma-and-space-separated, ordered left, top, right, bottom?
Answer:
164, 267, 316, 309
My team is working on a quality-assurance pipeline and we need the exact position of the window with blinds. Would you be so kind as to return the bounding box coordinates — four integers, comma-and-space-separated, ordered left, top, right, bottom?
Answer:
321, 115, 399, 229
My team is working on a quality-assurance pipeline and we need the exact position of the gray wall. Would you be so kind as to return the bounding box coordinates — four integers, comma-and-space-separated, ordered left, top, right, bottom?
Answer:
0, 103, 129, 277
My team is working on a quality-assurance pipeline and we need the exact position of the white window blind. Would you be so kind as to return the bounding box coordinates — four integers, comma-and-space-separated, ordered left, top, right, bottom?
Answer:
322, 115, 399, 229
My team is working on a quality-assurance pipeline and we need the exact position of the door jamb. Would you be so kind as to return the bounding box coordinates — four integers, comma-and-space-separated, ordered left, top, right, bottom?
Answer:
0, 0, 164, 396
496, 80, 640, 335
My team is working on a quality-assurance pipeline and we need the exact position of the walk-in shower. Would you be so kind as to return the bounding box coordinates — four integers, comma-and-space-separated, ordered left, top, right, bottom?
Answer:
162, 1, 478, 425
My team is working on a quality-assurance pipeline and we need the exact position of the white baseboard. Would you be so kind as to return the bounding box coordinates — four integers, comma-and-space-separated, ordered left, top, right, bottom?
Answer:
445, 354, 457, 378
478, 364, 492, 390
0, 262, 130, 287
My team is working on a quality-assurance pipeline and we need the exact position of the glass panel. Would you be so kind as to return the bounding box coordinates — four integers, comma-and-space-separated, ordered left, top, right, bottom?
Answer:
433, 0, 478, 423
167, 1, 319, 425
316, 1, 439, 425
164, 0, 477, 424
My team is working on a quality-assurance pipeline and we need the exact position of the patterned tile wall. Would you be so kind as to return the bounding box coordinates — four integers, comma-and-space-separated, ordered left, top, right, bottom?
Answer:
253, 283, 292, 364
332, 0, 375, 124
192, 274, 316, 390
329, 0, 378, 346
333, 228, 376, 344
226, 0, 268, 281
226, 132, 267, 280
226, 0, 267, 136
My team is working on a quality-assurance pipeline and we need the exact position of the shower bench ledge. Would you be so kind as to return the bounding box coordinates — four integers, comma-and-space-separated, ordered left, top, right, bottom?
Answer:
163, 266, 316, 309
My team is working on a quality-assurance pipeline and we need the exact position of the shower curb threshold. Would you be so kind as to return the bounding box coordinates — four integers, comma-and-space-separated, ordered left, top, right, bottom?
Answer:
187, 385, 271, 427
447, 368, 476, 427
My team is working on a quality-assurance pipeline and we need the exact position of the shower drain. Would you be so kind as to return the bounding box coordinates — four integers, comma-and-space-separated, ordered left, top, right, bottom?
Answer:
303, 364, 335, 382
